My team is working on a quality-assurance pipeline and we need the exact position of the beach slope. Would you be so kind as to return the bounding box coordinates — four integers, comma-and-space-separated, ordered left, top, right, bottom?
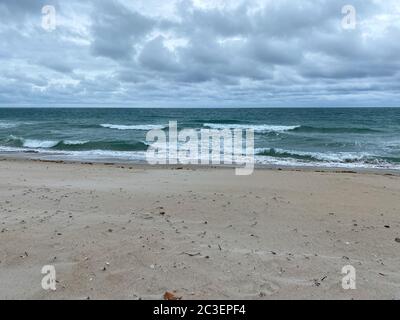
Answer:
0, 159, 399, 299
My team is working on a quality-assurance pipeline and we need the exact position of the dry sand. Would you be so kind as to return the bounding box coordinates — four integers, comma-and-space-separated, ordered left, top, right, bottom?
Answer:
0, 158, 400, 300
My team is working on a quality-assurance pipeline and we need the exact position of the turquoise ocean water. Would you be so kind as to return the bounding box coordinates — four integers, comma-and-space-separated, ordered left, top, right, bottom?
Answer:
0, 108, 399, 170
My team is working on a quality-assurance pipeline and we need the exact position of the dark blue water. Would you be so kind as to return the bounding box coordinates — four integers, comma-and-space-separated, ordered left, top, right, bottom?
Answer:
0, 108, 399, 169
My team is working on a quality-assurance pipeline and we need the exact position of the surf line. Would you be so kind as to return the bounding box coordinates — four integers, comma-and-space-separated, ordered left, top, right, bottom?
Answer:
145, 121, 255, 175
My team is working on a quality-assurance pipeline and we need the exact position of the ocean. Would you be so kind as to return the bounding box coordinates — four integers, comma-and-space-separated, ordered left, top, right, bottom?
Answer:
0, 107, 399, 170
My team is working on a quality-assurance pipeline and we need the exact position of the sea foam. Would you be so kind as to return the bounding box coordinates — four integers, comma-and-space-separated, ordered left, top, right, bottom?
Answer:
101, 124, 166, 130
203, 123, 300, 133
23, 139, 59, 148
0, 121, 18, 129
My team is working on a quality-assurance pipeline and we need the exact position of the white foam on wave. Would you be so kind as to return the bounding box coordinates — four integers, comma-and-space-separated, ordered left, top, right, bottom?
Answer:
0, 146, 30, 152
256, 148, 375, 163
255, 155, 400, 170
1, 139, 399, 170
203, 123, 300, 133
255, 148, 400, 169
0, 145, 147, 160
101, 124, 166, 130
58, 149, 146, 159
23, 139, 59, 148
6, 134, 21, 142
63, 140, 89, 145
0, 121, 18, 129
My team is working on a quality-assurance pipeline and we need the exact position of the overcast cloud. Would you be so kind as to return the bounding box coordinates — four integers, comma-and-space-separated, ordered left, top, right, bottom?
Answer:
0, 0, 400, 107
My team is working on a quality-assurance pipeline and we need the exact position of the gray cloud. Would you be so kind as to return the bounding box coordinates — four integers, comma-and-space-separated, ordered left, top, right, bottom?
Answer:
138, 36, 182, 72
90, 1, 156, 61
0, 0, 399, 107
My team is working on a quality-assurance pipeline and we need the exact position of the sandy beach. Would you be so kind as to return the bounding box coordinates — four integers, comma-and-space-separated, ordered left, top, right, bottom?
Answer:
0, 158, 399, 300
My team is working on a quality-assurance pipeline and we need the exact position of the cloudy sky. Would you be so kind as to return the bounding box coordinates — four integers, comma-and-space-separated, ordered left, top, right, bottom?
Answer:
1, 0, 400, 107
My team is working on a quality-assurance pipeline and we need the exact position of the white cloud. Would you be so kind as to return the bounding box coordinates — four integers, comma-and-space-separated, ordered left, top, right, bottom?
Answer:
0, 0, 399, 107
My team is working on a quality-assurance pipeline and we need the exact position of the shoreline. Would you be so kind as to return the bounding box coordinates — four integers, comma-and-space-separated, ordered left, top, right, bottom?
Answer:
1, 153, 399, 177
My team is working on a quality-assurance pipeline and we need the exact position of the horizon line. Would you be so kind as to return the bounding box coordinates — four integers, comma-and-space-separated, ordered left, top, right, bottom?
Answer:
0, 105, 400, 109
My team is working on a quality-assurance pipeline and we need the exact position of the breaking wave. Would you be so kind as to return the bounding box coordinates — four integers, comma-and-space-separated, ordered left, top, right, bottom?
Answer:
203, 123, 300, 133
100, 123, 166, 130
